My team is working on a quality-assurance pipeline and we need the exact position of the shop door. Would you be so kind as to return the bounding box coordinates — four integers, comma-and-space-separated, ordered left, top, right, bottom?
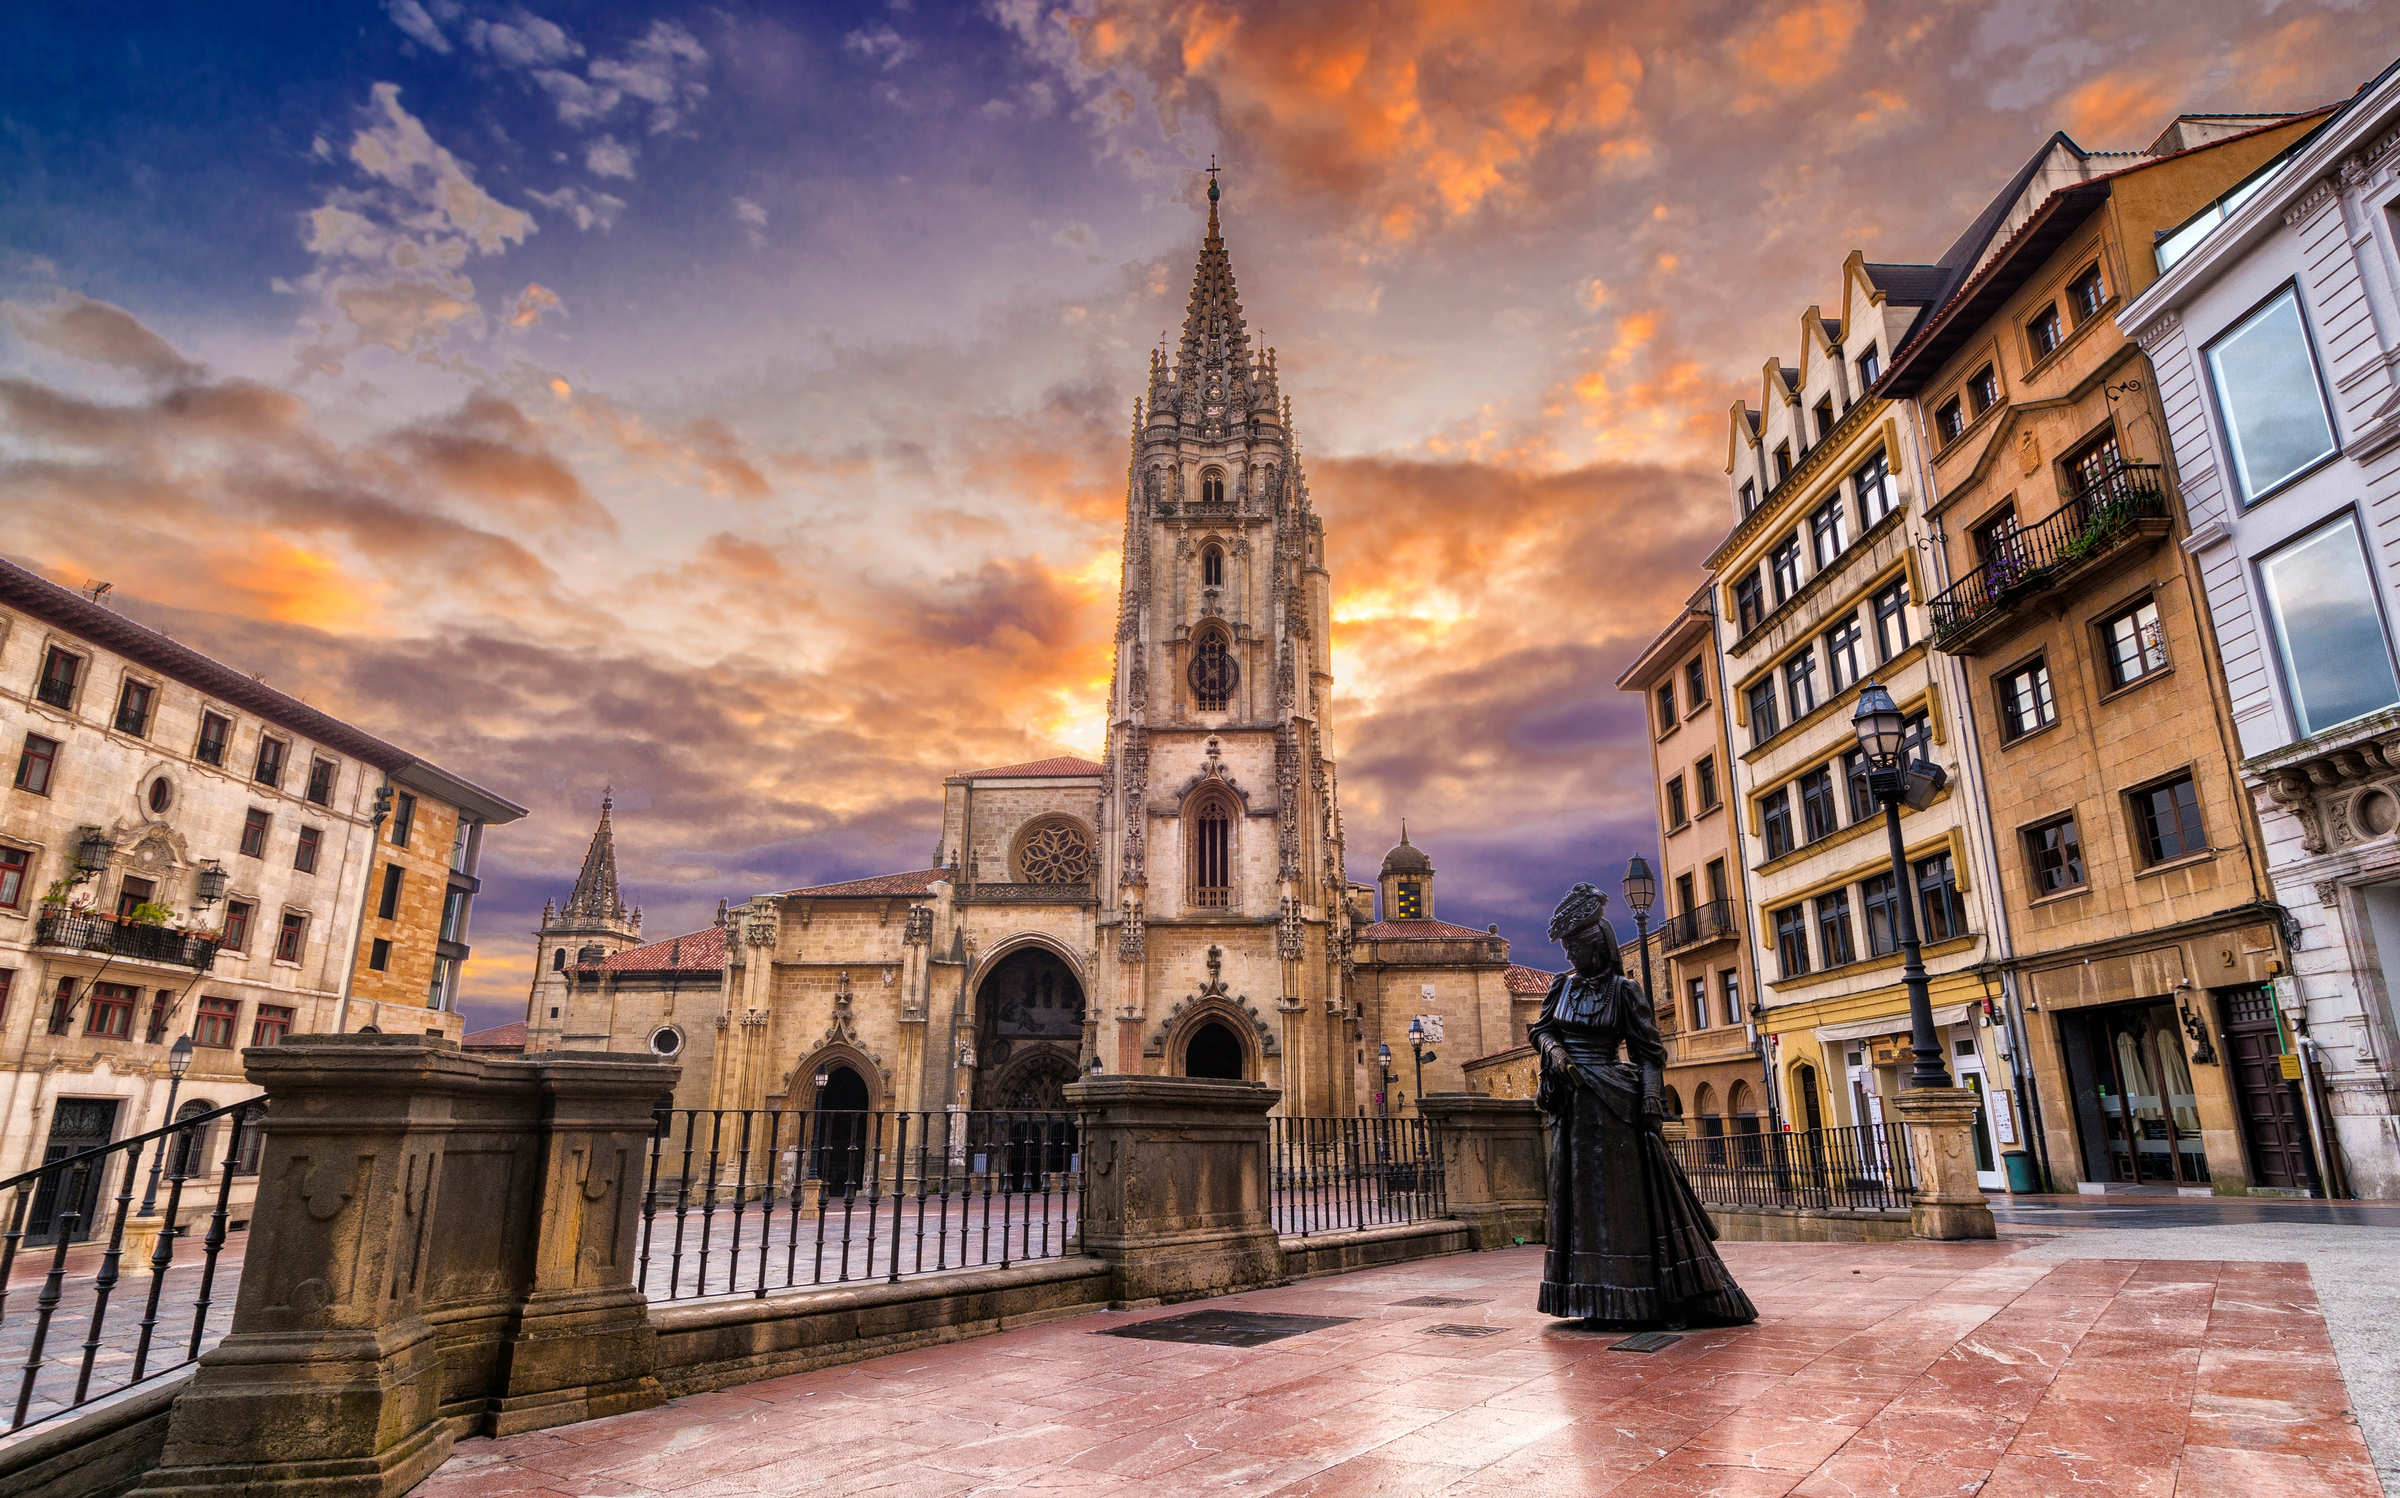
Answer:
2058, 1002, 2210, 1186
1951, 1041, 2002, 1190
2217, 985, 2313, 1191
27, 1098, 120, 1245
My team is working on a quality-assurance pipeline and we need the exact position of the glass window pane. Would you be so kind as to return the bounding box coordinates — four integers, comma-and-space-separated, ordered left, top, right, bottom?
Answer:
2208, 290, 2337, 499
2260, 515, 2400, 736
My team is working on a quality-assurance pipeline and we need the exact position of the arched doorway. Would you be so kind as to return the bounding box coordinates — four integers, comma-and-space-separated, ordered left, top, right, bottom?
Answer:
1184, 1020, 1245, 1079
813, 1064, 871, 1194
972, 946, 1085, 1112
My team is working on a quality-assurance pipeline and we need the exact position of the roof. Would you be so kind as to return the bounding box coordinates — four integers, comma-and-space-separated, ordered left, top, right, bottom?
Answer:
1355, 918, 1501, 942
461, 1020, 528, 1052
778, 867, 951, 898
950, 756, 1103, 781
1860, 263, 1950, 305
1378, 822, 1432, 876
579, 924, 726, 972
1504, 965, 1556, 995
0, 558, 526, 825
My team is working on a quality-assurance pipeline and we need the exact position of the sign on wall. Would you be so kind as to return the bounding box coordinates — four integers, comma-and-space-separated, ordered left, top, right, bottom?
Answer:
1414, 1014, 1444, 1044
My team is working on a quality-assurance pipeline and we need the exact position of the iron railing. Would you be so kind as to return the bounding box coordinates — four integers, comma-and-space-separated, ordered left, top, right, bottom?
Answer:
1928, 462, 2170, 643
1667, 1121, 1914, 1213
1656, 898, 1738, 953
33, 912, 220, 972
0, 1100, 255, 1435
637, 1108, 1081, 1302
1268, 1116, 1446, 1237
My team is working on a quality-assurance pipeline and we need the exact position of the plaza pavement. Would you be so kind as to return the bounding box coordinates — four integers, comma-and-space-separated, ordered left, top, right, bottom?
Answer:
418, 1220, 2398, 1498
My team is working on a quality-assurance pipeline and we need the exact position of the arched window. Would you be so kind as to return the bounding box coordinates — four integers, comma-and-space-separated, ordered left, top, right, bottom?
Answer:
1202, 545, 1225, 588
1201, 468, 1225, 505
551, 948, 566, 972
1188, 627, 1237, 711
1188, 791, 1233, 908
170, 1098, 216, 1178
1663, 1086, 1684, 1119
1185, 1021, 1244, 1078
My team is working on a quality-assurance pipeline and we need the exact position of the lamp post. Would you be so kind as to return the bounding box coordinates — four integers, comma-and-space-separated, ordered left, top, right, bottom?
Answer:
1377, 1042, 1394, 1116
1404, 1017, 1435, 1111
1851, 683, 1951, 1090
1623, 855, 1657, 1010
138, 1034, 196, 1216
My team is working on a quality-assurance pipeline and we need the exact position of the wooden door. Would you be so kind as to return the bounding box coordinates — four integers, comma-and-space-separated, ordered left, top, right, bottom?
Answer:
2217, 986, 2313, 1191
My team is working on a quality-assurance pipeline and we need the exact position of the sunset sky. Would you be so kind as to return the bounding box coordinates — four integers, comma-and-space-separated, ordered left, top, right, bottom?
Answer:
6, 0, 2393, 1034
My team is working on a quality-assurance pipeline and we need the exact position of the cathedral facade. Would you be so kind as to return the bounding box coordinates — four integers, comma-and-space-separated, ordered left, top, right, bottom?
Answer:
521, 185, 1545, 1117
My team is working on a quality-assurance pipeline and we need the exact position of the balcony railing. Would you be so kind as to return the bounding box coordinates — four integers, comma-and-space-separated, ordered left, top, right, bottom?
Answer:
1928, 462, 2171, 652
1655, 898, 1739, 953
34, 911, 222, 972
1667, 1121, 1915, 1213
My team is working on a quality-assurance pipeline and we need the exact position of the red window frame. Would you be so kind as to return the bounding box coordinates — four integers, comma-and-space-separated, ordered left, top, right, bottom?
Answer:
294, 826, 321, 874
274, 912, 306, 964
0, 845, 27, 910
222, 900, 252, 952
86, 982, 138, 1039
15, 733, 59, 795
240, 808, 270, 858
195, 995, 241, 1048
251, 1005, 294, 1046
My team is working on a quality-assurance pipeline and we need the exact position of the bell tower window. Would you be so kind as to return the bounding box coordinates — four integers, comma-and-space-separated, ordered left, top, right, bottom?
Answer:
1202, 545, 1225, 587
1201, 468, 1225, 505
1188, 790, 1234, 908
1188, 625, 1238, 711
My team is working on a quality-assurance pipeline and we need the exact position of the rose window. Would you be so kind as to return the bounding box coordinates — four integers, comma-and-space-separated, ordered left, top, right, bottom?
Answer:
1020, 823, 1095, 884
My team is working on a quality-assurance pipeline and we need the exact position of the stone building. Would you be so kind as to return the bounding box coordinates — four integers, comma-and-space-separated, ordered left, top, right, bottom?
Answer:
1881, 109, 2329, 1197
1617, 588, 1770, 1139
2118, 62, 2400, 1198
0, 557, 522, 1234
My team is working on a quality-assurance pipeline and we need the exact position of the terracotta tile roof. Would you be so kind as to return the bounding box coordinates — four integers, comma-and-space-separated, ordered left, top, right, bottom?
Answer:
461, 1020, 528, 1052
779, 867, 952, 898
951, 756, 1104, 780
1354, 918, 1503, 942
584, 925, 727, 972
1504, 965, 1557, 995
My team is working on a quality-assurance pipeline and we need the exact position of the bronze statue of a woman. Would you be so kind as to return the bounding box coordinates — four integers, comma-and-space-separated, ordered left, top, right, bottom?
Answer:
1532, 882, 1756, 1327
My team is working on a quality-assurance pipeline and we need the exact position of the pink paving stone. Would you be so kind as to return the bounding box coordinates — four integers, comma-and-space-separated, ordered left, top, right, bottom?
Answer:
416, 1241, 2379, 1498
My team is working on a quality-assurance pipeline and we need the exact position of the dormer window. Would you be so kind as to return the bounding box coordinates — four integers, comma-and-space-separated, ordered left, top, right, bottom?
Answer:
1200, 468, 1226, 505
1202, 545, 1225, 587
1856, 345, 1880, 389
1814, 396, 1836, 444
1774, 442, 1793, 483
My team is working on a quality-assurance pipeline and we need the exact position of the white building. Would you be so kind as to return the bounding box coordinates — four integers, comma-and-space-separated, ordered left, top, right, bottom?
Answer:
2116, 60, 2400, 1197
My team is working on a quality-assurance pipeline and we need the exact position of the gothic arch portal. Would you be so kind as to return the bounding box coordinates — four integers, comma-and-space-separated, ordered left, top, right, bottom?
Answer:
783, 1042, 884, 1113
1164, 1000, 1257, 1081
970, 944, 1086, 1112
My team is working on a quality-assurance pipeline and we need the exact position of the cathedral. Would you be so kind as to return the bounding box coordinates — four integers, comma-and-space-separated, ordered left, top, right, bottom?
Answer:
520, 183, 1549, 1117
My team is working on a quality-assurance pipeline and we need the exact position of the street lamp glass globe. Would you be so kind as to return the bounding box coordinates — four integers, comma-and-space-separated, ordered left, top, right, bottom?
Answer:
1851, 683, 1907, 767
167, 1033, 194, 1079
1406, 1017, 1423, 1044
1378, 1042, 1392, 1066
813, 1069, 830, 1090
1623, 855, 1656, 915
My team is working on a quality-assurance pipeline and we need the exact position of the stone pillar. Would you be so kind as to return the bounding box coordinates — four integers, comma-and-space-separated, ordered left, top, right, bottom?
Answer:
1417, 1093, 1545, 1249
1064, 1076, 1282, 1305
1892, 1088, 1997, 1240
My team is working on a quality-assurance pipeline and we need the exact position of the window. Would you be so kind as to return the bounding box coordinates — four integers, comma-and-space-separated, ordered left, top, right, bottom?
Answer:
1799, 767, 1838, 842
0, 845, 25, 910
550, 948, 565, 972
1201, 545, 1224, 587
1872, 579, 1911, 660
440, 888, 467, 943
1720, 969, 1743, 1026
1747, 680, 1780, 746
2067, 263, 2105, 324
1809, 497, 1848, 569
2207, 287, 2338, 501
1774, 442, 1792, 483
1842, 748, 1873, 823
1861, 872, 1903, 957
254, 736, 286, 789
115, 679, 156, 737
2027, 304, 2062, 358
2258, 513, 2400, 735
1774, 905, 1810, 979
1814, 396, 1836, 445
1706, 858, 1729, 906
1392, 880, 1424, 919
449, 821, 473, 874
390, 792, 417, 848
1855, 345, 1879, 389
1673, 872, 1696, 917
1687, 977, 1708, 1031
369, 937, 392, 972
306, 758, 336, 806
149, 776, 172, 813
1816, 891, 1856, 968
86, 982, 137, 1039
1824, 615, 1864, 694
1739, 479, 1757, 516
195, 995, 241, 1048
1189, 628, 1235, 711
1935, 397, 1965, 444
36, 647, 81, 709
233, 1102, 266, 1176
2133, 774, 2206, 864
1967, 364, 1999, 415
2102, 598, 2167, 688
1842, 455, 1891, 537
252, 1005, 294, 1047
1997, 658, 2057, 741
195, 711, 231, 767
1770, 535, 1802, 604
1914, 852, 1967, 943
1695, 756, 1719, 812
146, 990, 171, 1044
274, 912, 306, 964
1665, 776, 1688, 828
1200, 469, 1225, 505
2026, 815, 2085, 894
223, 900, 252, 952
2065, 430, 2125, 498
239, 808, 270, 858
1655, 681, 1677, 732
294, 826, 321, 875
1734, 573, 1765, 634
1684, 657, 1707, 709
48, 978, 73, 1035
1189, 793, 1232, 907
116, 877, 155, 920
378, 864, 404, 920
429, 956, 456, 1011
15, 733, 59, 796
1784, 649, 1819, 722
1761, 787, 1794, 859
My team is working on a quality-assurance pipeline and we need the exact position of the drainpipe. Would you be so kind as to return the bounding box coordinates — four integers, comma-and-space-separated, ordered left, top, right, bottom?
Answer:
333, 778, 395, 1035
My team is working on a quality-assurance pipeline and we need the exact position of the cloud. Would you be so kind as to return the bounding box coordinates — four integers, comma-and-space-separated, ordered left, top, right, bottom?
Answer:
732, 196, 768, 227
585, 134, 636, 179
341, 82, 535, 257
385, 0, 451, 53
4, 292, 207, 385
466, 10, 581, 68
546, 19, 711, 134
527, 183, 626, 231
845, 24, 919, 71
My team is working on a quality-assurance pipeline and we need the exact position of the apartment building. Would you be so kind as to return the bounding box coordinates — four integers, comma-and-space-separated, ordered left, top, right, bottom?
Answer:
0, 558, 524, 1237
1616, 591, 1768, 1137
2117, 61, 2400, 1198
1883, 110, 2330, 1197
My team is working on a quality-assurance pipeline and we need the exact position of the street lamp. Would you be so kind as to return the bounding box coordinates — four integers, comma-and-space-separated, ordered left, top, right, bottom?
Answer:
73, 826, 114, 881
194, 860, 229, 907
138, 1034, 197, 1216
1852, 683, 1952, 1090
1087, 1053, 1104, 1077
1377, 1042, 1395, 1115
1404, 1017, 1435, 1111
1623, 855, 1657, 1010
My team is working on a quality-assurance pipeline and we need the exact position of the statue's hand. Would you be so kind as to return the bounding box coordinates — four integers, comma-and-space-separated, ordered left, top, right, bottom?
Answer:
1640, 1093, 1667, 1135
1537, 1040, 1570, 1079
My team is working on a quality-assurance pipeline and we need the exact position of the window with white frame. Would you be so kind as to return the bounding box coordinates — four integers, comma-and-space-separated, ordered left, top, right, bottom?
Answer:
2206, 286, 2338, 501
1809, 496, 1848, 569
2257, 512, 2400, 736
1770, 535, 1803, 604
1852, 449, 1897, 529
1824, 615, 1864, 693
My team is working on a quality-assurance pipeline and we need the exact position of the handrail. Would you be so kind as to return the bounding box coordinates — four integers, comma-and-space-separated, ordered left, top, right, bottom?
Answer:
1656, 898, 1739, 953
32, 911, 221, 972
1928, 461, 2169, 642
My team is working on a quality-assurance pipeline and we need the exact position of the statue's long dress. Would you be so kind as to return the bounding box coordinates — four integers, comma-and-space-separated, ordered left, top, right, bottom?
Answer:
1532, 971, 1757, 1325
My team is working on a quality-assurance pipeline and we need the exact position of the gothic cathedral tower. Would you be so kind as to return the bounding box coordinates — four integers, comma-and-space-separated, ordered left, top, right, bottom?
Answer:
1098, 177, 1352, 1113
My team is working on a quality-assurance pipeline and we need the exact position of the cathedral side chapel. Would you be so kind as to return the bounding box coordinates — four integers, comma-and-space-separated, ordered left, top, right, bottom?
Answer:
520, 183, 1550, 1116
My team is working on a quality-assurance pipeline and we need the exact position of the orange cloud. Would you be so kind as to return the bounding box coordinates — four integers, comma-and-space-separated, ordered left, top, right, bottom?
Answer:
2062, 71, 2174, 143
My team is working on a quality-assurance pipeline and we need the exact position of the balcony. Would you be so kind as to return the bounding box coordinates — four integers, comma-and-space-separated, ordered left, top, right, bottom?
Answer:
35, 910, 221, 971
1927, 462, 2172, 654
1656, 898, 1739, 954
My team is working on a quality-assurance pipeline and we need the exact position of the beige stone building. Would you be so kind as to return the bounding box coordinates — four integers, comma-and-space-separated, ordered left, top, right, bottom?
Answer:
1882, 111, 2327, 1196
0, 557, 522, 1238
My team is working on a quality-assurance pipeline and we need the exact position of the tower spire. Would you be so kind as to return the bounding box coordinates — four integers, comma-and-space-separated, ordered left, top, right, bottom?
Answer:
1174, 163, 1252, 437
561, 785, 629, 926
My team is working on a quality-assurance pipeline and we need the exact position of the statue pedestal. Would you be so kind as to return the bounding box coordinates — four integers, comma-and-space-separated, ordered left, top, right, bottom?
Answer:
1892, 1088, 1996, 1241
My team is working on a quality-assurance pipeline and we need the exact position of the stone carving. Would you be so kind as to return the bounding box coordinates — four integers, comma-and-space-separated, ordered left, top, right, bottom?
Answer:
1118, 894, 1145, 961
1018, 819, 1096, 884
1145, 944, 1280, 1057
1278, 894, 1303, 961
2316, 879, 2341, 907
2179, 995, 2219, 1065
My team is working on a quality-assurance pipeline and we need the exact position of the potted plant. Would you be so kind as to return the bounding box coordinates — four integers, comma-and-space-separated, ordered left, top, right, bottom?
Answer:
126, 901, 176, 928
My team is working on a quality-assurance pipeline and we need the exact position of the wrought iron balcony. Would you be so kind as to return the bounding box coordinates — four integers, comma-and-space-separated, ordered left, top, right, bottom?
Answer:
35, 910, 221, 971
1655, 898, 1739, 954
1927, 462, 2172, 654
